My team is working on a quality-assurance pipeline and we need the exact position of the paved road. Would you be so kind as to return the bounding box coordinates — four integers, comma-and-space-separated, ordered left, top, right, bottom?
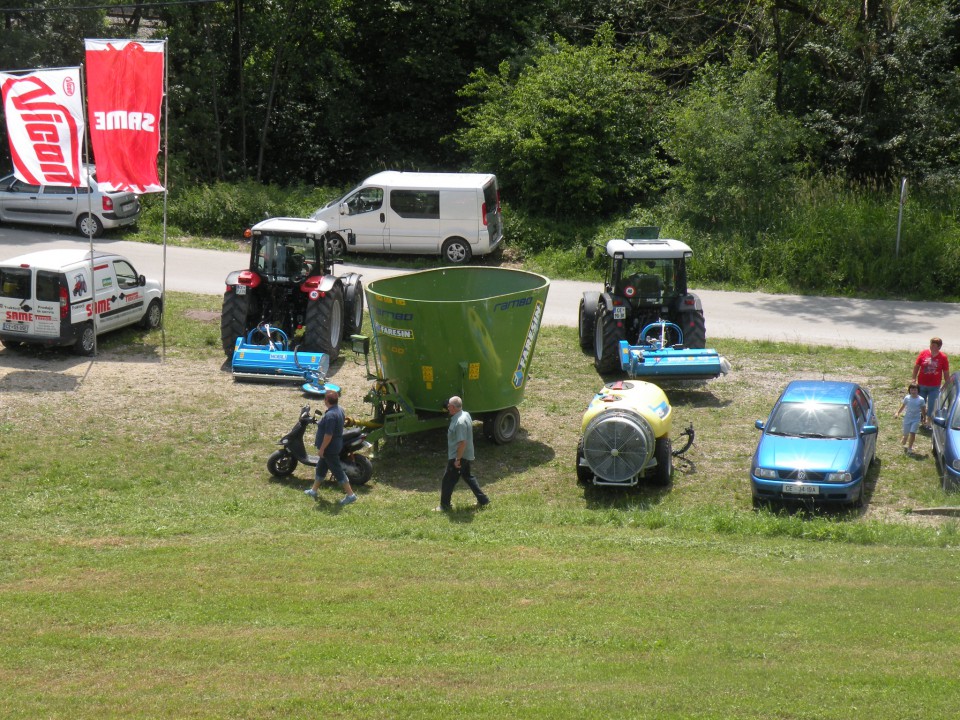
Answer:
2, 225, 957, 352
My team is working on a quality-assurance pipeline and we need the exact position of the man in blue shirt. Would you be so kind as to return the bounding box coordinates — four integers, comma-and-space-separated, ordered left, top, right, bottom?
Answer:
305, 389, 357, 506
435, 396, 490, 511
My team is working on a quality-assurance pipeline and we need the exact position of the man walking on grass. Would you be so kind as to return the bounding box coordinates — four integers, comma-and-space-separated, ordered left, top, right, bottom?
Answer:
434, 396, 489, 512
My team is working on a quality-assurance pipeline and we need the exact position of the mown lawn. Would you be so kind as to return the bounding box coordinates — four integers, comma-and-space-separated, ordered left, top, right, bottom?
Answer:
1, 293, 958, 719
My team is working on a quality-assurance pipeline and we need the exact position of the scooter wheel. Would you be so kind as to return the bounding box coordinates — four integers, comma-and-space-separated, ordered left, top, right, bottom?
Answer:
346, 455, 373, 486
267, 450, 298, 477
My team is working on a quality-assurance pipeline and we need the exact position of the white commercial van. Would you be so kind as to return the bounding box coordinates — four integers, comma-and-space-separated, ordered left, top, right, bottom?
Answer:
0, 249, 163, 355
311, 171, 503, 264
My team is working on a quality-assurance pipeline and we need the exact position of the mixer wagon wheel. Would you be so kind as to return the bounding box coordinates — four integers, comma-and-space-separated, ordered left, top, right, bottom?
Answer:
304, 284, 344, 361
484, 407, 520, 445
578, 293, 598, 350
344, 279, 365, 335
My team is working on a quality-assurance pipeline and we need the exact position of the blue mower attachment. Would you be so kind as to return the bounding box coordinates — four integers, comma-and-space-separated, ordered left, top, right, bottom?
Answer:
231, 324, 331, 386
618, 320, 731, 382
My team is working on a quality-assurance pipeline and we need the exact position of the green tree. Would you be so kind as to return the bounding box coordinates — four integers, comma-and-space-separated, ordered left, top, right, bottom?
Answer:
665, 53, 806, 231
455, 26, 667, 218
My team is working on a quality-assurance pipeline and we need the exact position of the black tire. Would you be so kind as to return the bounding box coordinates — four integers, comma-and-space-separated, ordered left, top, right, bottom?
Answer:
442, 237, 473, 264
345, 454, 373, 486
139, 299, 163, 329
575, 439, 593, 485
490, 406, 520, 445
594, 302, 624, 373
652, 436, 673, 486
304, 283, 344, 361
0, 339, 24, 350
325, 232, 347, 258
344, 279, 364, 335
578, 293, 599, 350
680, 308, 706, 349
220, 290, 252, 356
267, 450, 298, 477
482, 416, 495, 441
77, 213, 104, 238
72, 322, 95, 356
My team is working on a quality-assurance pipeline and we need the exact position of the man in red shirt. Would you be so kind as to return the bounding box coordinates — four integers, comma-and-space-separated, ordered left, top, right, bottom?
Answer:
912, 337, 950, 430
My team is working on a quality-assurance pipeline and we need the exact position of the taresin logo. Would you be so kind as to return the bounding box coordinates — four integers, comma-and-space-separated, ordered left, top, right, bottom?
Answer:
1, 74, 82, 186
512, 300, 544, 389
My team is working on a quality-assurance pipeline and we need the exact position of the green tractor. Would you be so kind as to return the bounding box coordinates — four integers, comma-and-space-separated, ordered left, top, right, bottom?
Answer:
220, 217, 364, 361
579, 226, 707, 373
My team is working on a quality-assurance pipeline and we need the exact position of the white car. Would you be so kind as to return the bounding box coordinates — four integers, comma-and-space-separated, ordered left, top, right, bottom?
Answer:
0, 249, 162, 355
0, 166, 140, 237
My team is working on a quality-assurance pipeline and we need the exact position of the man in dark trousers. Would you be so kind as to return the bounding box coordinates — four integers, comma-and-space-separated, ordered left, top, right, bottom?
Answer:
304, 389, 357, 506
434, 395, 490, 512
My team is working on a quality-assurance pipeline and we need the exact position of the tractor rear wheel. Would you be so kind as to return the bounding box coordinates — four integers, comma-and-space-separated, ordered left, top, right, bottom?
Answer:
221, 290, 251, 356
304, 284, 344, 361
680, 309, 706, 349
578, 293, 598, 350
594, 302, 624, 373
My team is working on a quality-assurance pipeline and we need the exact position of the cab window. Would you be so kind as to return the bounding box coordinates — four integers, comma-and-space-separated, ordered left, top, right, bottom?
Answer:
113, 260, 139, 289
343, 187, 383, 215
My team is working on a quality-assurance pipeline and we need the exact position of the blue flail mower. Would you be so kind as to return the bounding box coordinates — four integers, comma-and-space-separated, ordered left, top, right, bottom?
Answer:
231, 324, 331, 385
618, 321, 731, 381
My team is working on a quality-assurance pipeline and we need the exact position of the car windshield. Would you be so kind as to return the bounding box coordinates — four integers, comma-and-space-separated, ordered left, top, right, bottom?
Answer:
766, 401, 856, 439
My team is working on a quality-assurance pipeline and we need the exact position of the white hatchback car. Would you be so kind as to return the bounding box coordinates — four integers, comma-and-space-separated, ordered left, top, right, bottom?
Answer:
0, 249, 162, 355
0, 166, 140, 238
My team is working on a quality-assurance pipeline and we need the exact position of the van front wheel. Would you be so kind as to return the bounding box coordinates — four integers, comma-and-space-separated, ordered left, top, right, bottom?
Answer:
442, 237, 472, 264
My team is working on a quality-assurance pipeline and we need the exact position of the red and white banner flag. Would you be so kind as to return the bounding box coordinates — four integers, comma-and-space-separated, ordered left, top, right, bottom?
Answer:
85, 39, 165, 193
0, 68, 84, 186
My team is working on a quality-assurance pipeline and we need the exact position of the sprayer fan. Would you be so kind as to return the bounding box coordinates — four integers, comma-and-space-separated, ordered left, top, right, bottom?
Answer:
581, 409, 655, 483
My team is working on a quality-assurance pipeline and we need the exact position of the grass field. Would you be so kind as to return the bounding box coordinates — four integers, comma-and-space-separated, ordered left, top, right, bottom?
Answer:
1, 293, 959, 719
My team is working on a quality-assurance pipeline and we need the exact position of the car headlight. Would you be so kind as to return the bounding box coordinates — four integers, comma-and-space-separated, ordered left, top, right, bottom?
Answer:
754, 467, 777, 479
826, 472, 852, 483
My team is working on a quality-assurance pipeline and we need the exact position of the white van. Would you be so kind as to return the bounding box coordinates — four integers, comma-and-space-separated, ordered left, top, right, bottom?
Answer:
0, 249, 163, 355
311, 171, 503, 264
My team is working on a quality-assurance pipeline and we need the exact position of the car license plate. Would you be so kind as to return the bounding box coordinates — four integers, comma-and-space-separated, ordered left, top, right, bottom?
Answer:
2, 322, 28, 333
782, 483, 819, 496
613, 306, 626, 320
235, 285, 247, 295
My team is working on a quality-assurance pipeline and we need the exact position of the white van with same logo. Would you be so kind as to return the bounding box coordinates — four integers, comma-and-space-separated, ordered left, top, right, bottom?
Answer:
0, 249, 163, 355
311, 171, 503, 264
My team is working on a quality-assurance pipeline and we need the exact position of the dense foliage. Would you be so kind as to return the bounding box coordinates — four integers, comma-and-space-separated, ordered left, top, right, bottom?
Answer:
2, 0, 959, 297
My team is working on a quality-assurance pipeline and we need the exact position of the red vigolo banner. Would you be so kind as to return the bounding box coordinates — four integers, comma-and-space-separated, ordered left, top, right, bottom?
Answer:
84, 39, 165, 193
0, 68, 84, 186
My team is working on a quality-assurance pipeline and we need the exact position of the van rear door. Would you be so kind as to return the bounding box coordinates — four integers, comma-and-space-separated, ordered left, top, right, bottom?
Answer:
482, 179, 502, 245
0, 265, 35, 337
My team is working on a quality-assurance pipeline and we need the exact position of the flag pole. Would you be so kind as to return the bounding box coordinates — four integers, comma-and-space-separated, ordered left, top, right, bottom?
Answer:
79, 63, 97, 358
161, 37, 169, 363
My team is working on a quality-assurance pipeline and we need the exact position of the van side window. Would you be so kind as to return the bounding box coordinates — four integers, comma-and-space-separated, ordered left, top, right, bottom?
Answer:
36, 271, 61, 302
344, 187, 383, 215
0, 267, 31, 299
390, 190, 440, 219
113, 260, 139, 289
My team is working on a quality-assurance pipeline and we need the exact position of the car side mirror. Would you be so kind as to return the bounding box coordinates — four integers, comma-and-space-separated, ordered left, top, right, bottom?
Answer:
861, 424, 878, 435
755, 420, 765, 430
933, 416, 948, 428
339, 202, 348, 216
138, 274, 146, 286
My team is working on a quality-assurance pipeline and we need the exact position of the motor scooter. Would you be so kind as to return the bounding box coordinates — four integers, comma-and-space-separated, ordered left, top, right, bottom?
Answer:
267, 405, 373, 485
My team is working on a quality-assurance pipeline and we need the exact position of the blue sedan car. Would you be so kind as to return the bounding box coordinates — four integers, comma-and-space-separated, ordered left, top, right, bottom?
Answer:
751, 380, 879, 508
931, 372, 960, 492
